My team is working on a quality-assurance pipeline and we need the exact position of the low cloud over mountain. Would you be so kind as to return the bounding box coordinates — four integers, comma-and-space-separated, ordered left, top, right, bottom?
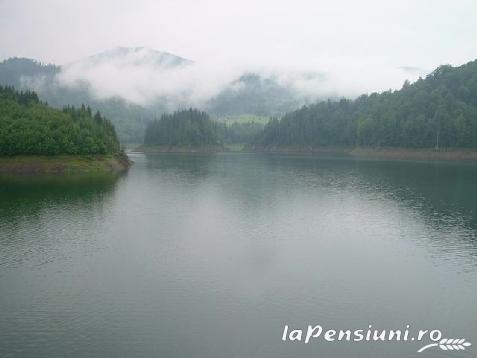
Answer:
0, 46, 428, 141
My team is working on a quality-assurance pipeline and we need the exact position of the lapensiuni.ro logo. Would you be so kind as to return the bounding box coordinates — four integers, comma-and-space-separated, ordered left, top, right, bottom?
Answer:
282, 324, 472, 353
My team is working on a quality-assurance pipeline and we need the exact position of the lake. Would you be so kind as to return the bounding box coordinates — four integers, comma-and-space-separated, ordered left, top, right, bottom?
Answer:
1, 153, 476, 358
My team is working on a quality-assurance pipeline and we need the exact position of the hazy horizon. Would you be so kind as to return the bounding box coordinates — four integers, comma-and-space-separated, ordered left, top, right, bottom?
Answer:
1, 0, 477, 104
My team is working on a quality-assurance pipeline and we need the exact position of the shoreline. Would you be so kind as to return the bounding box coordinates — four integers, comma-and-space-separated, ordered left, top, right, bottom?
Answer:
138, 145, 225, 154
131, 144, 477, 163
0, 154, 132, 175
248, 146, 477, 162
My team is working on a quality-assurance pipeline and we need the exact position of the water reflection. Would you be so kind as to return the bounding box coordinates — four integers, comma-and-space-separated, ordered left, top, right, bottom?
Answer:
144, 153, 215, 182
0, 174, 122, 271
133, 154, 477, 358
142, 154, 477, 267
1, 154, 476, 358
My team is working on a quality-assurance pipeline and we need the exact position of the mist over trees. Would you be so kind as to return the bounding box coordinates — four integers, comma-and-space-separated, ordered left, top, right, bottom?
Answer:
206, 74, 304, 117
3, 54, 477, 151
0, 58, 59, 89
0, 86, 120, 156
144, 59, 477, 150
256, 60, 477, 148
0, 53, 312, 143
0, 57, 154, 144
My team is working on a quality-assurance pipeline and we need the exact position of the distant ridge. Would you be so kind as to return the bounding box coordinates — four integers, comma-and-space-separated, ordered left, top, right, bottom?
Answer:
0, 46, 321, 142
75, 46, 193, 68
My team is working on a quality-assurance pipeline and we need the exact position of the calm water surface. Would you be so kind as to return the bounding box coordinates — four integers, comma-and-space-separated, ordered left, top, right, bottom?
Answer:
1, 153, 476, 358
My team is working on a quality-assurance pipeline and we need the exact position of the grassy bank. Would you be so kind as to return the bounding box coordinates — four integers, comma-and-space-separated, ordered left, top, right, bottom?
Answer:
0, 154, 131, 174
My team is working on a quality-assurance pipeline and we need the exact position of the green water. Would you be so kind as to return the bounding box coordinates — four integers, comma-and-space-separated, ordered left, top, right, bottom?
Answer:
1, 153, 476, 358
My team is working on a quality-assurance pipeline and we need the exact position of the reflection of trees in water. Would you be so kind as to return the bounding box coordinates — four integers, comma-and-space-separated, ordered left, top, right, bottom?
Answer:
0, 173, 124, 269
262, 156, 477, 259
349, 160, 477, 229
144, 153, 215, 183
0, 173, 122, 231
175, 154, 477, 259
240, 155, 477, 230
133, 154, 477, 261
144, 154, 477, 232
346, 160, 477, 264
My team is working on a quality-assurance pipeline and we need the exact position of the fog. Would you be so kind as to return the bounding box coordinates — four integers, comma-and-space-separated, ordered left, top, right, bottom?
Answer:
2, 0, 477, 106
53, 50, 427, 107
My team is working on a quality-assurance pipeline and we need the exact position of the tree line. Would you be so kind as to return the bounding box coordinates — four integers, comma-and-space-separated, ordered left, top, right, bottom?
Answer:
144, 109, 220, 146
144, 109, 266, 146
5, 58, 477, 153
0, 86, 120, 156
255, 60, 477, 148
221, 121, 264, 144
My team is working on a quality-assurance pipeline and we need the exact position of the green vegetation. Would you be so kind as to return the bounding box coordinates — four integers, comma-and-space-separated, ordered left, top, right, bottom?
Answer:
144, 108, 220, 146
220, 121, 265, 145
217, 115, 267, 147
256, 60, 477, 149
5, 56, 477, 160
0, 86, 121, 156
144, 110, 265, 149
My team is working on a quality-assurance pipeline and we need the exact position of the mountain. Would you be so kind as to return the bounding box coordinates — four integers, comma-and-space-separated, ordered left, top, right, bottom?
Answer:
256, 59, 477, 148
0, 47, 313, 142
69, 46, 193, 69
206, 73, 304, 117
0, 57, 59, 88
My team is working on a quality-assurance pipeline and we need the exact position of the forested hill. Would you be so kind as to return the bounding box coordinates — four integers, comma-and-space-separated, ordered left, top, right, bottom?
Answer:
0, 58, 59, 89
0, 86, 120, 156
144, 109, 220, 147
256, 59, 477, 148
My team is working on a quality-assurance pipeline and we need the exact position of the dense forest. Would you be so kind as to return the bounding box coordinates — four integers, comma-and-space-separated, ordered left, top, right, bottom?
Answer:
0, 86, 121, 156
144, 109, 220, 146
256, 60, 477, 148
220, 121, 265, 144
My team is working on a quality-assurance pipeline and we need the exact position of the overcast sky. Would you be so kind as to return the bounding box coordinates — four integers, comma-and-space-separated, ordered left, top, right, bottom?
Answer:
1, 0, 476, 96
